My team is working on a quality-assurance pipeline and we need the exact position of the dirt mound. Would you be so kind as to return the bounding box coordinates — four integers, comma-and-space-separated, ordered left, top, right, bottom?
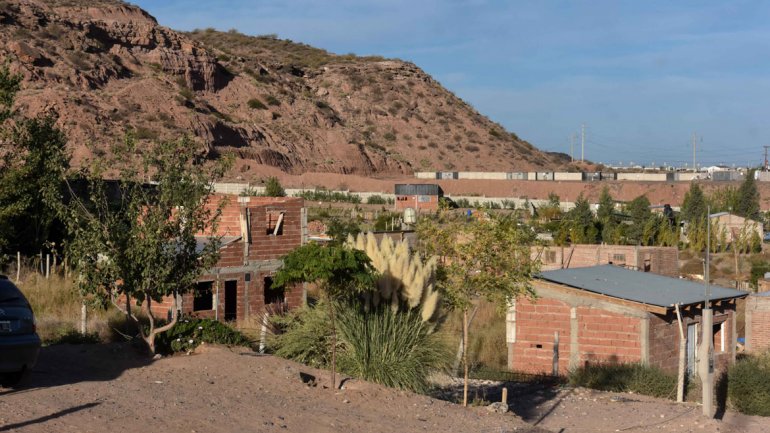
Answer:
0, 343, 546, 433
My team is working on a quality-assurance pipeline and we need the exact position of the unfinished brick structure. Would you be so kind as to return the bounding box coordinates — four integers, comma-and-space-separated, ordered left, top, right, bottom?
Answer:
150, 195, 306, 322
533, 244, 679, 277
507, 265, 746, 376
745, 292, 770, 353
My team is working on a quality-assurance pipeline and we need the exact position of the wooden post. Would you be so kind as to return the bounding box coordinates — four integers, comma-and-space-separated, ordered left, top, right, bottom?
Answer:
501, 387, 508, 404
46, 254, 50, 279
462, 308, 469, 407
80, 302, 88, 334
16, 251, 20, 283
553, 331, 560, 376
675, 303, 686, 403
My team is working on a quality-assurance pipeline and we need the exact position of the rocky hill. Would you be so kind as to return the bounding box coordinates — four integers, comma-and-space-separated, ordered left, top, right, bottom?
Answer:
0, 0, 570, 178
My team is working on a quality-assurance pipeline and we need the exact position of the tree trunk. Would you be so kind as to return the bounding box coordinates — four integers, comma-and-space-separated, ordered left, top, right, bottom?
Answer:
328, 300, 337, 390
462, 308, 469, 407
140, 291, 179, 354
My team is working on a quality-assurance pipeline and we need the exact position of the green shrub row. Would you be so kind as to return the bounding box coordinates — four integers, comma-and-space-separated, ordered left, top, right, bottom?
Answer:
568, 363, 676, 399
294, 189, 362, 204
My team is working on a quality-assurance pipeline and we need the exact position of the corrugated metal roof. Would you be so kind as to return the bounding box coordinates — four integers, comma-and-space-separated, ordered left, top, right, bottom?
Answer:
394, 184, 443, 196
539, 265, 747, 308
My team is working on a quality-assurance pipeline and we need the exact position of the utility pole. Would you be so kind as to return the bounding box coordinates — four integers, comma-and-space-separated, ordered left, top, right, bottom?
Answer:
700, 206, 714, 418
764, 145, 769, 171
570, 134, 575, 162
692, 132, 698, 173
581, 124, 585, 162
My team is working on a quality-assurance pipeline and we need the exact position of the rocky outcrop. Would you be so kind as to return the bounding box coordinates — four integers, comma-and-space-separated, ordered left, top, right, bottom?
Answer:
0, 0, 571, 178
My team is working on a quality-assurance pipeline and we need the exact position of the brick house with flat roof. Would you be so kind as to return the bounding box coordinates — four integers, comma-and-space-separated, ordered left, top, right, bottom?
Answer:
507, 265, 747, 376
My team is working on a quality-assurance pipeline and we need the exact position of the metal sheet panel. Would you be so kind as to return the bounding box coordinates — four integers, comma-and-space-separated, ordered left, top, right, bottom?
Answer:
540, 265, 746, 308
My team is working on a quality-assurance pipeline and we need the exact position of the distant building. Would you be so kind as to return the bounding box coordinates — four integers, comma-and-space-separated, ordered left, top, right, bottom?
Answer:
507, 265, 747, 376
394, 184, 443, 211
709, 212, 762, 244
533, 244, 679, 278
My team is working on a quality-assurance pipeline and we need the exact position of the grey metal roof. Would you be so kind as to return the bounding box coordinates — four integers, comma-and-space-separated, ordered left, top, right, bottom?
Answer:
539, 265, 747, 309
394, 184, 443, 196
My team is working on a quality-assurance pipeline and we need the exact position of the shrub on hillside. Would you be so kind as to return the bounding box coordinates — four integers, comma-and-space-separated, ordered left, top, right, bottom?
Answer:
248, 98, 267, 110
568, 363, 676, 399
728, 352, 770, 416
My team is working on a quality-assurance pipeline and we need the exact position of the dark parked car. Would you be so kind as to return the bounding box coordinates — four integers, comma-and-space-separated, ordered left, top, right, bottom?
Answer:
0, 275, 40, 387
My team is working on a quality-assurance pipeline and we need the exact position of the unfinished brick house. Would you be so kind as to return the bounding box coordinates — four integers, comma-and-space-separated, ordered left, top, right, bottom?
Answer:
533, 244, 679, 277
745, 292, 770, 353
507, 265, 747, 376
150, 195, 306, 322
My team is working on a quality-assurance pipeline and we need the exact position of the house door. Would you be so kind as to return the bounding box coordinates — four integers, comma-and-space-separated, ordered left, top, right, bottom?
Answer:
686, 323, 698, 376
224, 280, 237, 321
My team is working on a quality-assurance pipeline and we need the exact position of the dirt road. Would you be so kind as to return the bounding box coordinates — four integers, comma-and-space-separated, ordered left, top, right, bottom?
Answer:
0, 343, 766, 433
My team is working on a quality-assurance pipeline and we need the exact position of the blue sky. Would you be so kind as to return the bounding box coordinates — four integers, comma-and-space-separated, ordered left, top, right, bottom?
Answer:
132, 0, 770, 168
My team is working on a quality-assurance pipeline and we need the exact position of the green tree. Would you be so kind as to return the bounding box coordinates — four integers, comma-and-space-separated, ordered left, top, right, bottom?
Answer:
624, 195, 652, 244
596, 186, 614, 224
559, 193, 598, 244
273, 242, 377, 389
0, 64, 69, 259
62, 136, 228, 353
680, 183, 707, 223
735, 170, 761, 220
416, 215, 539, 406
263, 176, 286, 197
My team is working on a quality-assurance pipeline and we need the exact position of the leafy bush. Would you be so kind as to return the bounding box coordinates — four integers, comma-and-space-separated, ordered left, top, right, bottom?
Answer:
365, 195, 389, 205
270, 303, 333, 369
728, 352, 770, 416
336, 306, 449, 393
568, 363, 676, 399
155, 317, 251, 354
248, 98, 268, 110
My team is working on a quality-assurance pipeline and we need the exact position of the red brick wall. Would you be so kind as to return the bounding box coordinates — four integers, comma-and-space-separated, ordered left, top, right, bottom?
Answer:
576, 307, 641, 366
747, 295, 770, 352
511, 298, 643, 375
510, 297, 572, 374
394, 195, 439, 211
247, 198, 303, 261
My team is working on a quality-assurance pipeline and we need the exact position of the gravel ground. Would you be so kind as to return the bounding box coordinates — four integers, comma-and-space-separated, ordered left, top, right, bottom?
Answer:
1, 343, 766, 433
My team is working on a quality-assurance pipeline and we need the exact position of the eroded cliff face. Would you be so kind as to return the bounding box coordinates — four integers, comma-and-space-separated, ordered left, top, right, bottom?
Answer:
0, 0, 570, 178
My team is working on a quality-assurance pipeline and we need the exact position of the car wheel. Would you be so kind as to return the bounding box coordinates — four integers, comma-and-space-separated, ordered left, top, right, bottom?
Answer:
0, 370, 25, 388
